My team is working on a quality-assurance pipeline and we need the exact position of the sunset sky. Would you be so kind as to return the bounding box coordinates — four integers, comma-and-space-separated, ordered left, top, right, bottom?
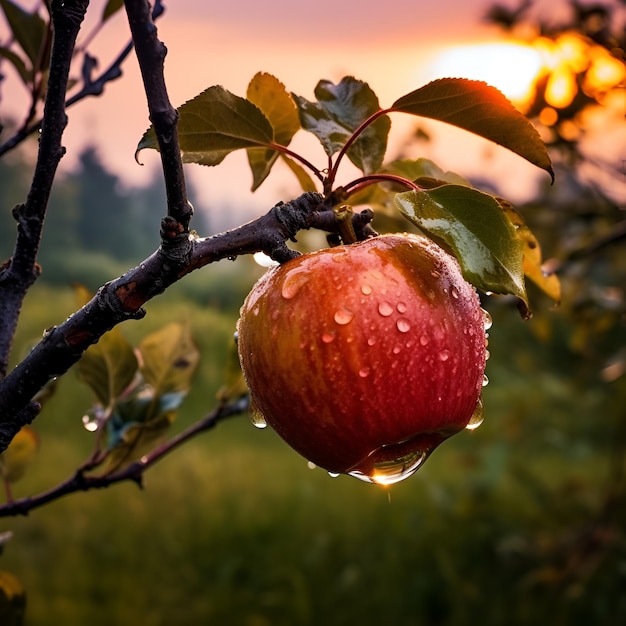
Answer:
2, 0, 610, 223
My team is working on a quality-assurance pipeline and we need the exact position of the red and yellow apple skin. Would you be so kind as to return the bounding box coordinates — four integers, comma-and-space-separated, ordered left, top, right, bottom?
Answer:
237, 233, 487, 484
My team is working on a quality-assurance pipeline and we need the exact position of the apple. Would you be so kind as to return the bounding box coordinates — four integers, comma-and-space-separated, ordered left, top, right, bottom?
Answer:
237, 233, 488, 485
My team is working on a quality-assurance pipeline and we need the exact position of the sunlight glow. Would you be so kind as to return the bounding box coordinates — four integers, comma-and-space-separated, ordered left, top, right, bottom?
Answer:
431, 42, 543, 110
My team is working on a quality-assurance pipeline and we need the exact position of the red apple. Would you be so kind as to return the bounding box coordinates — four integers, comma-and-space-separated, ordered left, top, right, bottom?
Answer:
237, 233, 488, 484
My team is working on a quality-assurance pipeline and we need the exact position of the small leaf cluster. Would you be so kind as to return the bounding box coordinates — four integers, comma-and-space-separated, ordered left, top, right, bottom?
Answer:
138, 73, 559, 316
75, 287, 199, 476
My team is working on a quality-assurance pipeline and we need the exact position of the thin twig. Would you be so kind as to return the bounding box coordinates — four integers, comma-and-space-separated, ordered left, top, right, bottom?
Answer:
0, 396, 249, 518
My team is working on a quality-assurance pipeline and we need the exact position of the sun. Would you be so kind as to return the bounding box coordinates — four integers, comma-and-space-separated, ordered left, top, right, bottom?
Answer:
431, 41, 544, 111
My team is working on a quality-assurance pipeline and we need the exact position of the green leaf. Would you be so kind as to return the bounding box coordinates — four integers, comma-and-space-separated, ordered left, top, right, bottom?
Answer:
292, 76, 390, 173
138, 322, 199, 396
498, 198, 561, 305
395, 185, 530, 316
135, 86, 274, 166
391, 78, 554, 182
77, 329, 139, 408
281, 154, 318, 192
383, 158, 472, 188
0, 426, 39, 484
0, 46, 30, 84
102, 0, 123, 22
0, 0, 46, 67
245, 72, 301, 191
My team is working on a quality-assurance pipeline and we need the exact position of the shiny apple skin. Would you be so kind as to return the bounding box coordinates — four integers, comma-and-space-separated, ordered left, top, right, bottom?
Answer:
237, 233, 487, 482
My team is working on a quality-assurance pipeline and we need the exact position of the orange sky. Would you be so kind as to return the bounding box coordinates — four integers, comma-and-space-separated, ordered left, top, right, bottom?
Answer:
2, 0, 592, 224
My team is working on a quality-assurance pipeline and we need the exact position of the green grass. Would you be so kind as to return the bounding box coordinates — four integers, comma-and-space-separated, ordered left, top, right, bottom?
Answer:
1, 285, 625, 625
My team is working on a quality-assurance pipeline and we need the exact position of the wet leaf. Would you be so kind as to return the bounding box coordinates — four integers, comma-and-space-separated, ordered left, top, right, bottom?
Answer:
246, 73, 302, 190
139, 322, 199, 396
498, 199, 561, 304
0, 426, 39, 484
77, 329, 138, 408
391, 78, 554, 182
0, 0, 46, 67
292, 76, 390, 173
136, 85, 274, 166
395, 185, 530, 316
100, 412, 174, 476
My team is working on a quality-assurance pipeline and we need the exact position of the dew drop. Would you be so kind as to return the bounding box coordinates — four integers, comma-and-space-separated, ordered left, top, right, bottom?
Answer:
396, 302, 408, 314
392, 345, 402, 355
430, 270, 441, 279
334, 308, 354, 325
396, 318, 411, 333
481, 308, 493, 330
249, 398, 267, 429
482, 374, 489, 387
359, 367, 371, 378
438, 349, 450, 362
450, 285, 460, 299
465, 397, 484, 430
81, 414, 98, 432
252, 306, 260, 316
281, 269, 309, 299
485, 349, 491, 361
350, 448, 429, 485
328, 471, 340, 478
367, 336, 377, 346
361, 284, 372, 295
419, 334, 429, 346
307, 461, 317, 470
378, 301, 394, 317
321, 331, 336, 344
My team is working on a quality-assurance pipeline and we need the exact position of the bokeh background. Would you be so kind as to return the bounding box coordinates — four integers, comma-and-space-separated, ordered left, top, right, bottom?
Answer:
0, 0, 625, 624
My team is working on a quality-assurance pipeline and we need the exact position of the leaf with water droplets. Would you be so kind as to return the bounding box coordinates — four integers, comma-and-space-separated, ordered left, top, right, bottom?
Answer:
498, 198, 561, 305
395, 185, 530, 316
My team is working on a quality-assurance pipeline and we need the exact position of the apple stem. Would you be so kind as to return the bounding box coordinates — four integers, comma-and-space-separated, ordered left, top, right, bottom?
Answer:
333, 205, 358, 244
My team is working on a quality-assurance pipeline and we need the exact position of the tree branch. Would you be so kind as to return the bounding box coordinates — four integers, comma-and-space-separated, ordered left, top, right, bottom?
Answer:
0, 0, 89, 378
0, 191, 377, 453
0, 396, 249, 518
123, 0, 191, 233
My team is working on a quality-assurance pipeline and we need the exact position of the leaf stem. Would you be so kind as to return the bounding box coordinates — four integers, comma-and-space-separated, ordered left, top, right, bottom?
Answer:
342, 173, 420, 198
269, 142, 325, 183
327, 108, 392, 187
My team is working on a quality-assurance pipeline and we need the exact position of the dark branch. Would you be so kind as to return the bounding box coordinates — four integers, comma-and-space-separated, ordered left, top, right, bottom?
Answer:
0, 192, 377, 453
123, 0, 191, 233
0, 396, 248, 518
0, 0, 89, 379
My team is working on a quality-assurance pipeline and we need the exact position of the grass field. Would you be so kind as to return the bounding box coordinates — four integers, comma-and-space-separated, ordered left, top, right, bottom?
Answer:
1, 283, 625, 625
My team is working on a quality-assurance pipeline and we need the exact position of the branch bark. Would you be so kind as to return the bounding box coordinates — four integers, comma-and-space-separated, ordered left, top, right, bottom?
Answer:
0, 0, 89, 378
0, 191, 375, 453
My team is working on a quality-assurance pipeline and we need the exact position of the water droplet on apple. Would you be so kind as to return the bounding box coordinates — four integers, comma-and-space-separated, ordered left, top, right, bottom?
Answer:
450, 286, 460, 299
307, 461, 316, 470
321, 331, 336, 344
361, 284, 372, 295
349, 448, 429, 485
378, 301, 394, 317
397, 302, 407, 313
485, 349, 491, 360
430, 270, 441, 279
396, 319, 411, 333
334, 308, 354, 325
392, 345, 402, 355
281, 268, 309, 299
482, 374, 489, 387
367, 336, 377, 346
438, 349, 450, 362
328, 471, 340, 478
465, 397, 484, 430
358, 367, 371, 378
481, 308, 493, 330
248, 398, 267, 429
419, 334, 429, 346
